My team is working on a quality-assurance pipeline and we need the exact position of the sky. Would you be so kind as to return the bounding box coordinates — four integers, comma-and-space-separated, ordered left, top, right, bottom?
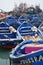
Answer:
0, 0, 43, 12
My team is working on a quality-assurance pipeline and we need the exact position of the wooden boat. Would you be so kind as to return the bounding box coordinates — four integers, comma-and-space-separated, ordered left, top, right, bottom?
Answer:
31, 16, 41, 28
6, 16, 20, 30
26, 14, 42, 28
17, 21, 42, 41
39, 14, 43, 21
38, 22, 43, 38
6, 15, 28, 30
9, 40, 43, 65
18, 15, 27, 25
0, 9, 12, 21
0, 22, 23, 48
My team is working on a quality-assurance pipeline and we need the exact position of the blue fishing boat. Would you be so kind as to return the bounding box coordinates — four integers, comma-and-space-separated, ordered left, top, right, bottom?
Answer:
9, 40, 43, 65
6, 16, 20, 30
17, 21, 39, 41
26, 14, 36, 20
0, 22, 23, 48
18, 15, 27, 24
31, 16, 42, 28
39, 13, 43, 21
38, 22, 43, 38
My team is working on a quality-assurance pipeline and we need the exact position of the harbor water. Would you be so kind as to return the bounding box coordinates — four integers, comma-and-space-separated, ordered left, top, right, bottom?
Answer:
0, 47, 11, 65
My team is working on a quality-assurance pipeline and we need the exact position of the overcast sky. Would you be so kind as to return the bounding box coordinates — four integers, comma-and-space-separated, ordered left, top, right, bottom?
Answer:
0, 0, 43, 12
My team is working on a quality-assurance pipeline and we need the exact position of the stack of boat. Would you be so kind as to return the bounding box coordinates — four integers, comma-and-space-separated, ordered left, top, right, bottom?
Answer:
9, 15, 43, 65
0, 6, 43, 65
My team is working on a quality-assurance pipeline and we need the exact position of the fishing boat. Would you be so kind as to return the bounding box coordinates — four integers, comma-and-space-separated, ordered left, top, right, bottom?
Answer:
31, 16, 41, 28
0, 22, 23, 48
26, 14, 42, 28
0, 9, 12, 21
38, 22, 43, 38
38, 13, 43, 21
17, 21, 42, 41
17, 15, 27, 25
9, 40, 43, 65
6, 16, 20, 30
26, 14, 33, 21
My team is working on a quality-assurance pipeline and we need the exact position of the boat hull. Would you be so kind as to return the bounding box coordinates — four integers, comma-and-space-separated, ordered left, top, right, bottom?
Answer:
9, 49, 43, 65
0, 39, 23, 48
9, 40, 43, 65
